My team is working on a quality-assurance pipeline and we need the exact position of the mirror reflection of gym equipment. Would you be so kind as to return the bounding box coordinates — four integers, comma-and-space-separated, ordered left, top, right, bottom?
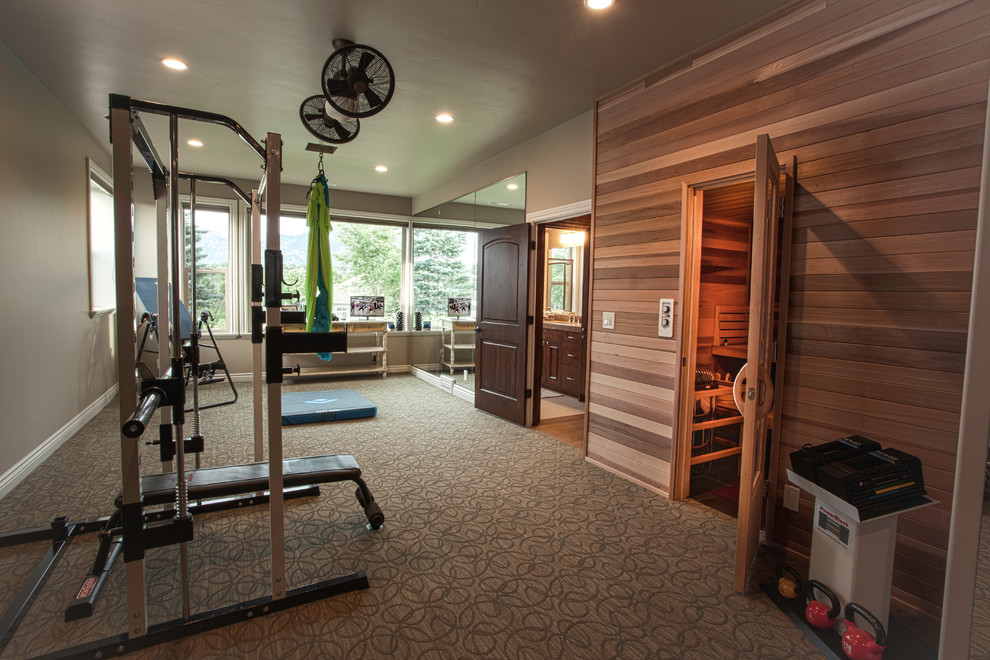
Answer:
409, 173, 526, 397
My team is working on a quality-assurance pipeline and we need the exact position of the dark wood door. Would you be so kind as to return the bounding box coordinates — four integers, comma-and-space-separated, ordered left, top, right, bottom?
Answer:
475, 223, 530, 424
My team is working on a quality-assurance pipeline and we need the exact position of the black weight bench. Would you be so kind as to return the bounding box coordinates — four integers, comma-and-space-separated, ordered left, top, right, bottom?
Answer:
65, 454, 382, 621
139, 455, 377, 512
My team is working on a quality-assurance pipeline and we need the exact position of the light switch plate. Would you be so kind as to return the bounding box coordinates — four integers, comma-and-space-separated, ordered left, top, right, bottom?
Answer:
602, 311, 615, 330
658, 298, 673, 338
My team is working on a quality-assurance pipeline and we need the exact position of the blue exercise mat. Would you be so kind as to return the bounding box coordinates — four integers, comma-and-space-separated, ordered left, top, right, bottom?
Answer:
281, 390, 377, 426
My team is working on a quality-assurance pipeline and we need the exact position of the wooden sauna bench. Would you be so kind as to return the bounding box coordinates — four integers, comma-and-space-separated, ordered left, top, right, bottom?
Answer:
690, 381, 743, 466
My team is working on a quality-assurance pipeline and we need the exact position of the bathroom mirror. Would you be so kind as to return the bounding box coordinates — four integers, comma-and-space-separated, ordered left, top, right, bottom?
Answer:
542, 226, 586, 322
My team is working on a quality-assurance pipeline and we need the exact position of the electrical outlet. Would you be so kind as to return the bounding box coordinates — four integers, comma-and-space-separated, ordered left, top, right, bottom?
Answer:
602, 311, 615, 330
783, 484, 800, 512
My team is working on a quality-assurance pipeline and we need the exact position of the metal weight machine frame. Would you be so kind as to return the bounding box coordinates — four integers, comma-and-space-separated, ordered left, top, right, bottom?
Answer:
17, 95, 380, 659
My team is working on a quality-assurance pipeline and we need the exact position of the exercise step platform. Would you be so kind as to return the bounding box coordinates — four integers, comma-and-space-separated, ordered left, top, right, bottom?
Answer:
140, 455, 364, 506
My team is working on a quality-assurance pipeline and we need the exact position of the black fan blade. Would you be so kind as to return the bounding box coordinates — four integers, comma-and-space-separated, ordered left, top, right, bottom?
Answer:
357, 50, 376, 73
335, 123, 355, 141
304, 113, 322, 121
325, 78, 350, 95
363, 87, 383, 109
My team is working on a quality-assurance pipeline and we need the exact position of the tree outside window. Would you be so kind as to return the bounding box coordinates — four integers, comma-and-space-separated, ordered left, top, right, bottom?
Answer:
183, 207, 229, 331
547, 246, 574, 312
413, 228, 477, 323
333, 223, 402, 319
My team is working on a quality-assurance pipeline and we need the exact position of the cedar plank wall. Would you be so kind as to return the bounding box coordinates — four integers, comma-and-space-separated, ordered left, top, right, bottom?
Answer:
588, 0, 989, 635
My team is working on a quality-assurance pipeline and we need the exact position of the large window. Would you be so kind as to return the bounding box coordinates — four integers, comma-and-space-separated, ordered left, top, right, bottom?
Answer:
87, 159, 115, 315
183, 203, 232, 332
273, 213, 308, 307
261, 216, 404, 321
333, 222, 403, 320
413, 227, 477, 323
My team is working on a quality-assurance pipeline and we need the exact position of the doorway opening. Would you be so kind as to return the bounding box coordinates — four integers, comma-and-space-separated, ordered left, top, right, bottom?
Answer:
534, 214, 591, 450
682, 180, 756, 518
675, 136, 791, 591
674, 164, 788, 525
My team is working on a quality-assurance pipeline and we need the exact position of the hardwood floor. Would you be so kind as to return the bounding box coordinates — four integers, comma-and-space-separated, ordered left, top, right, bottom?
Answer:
537, 414, 584, 450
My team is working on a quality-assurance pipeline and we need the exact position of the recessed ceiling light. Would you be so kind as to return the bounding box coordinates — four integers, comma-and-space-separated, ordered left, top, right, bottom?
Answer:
506, 183, 519, 190
186, 139, 203, 148
161, 58, 188, 70
584, 0, 613, 8
375, 165, 388, 173
435, 113, 454, 123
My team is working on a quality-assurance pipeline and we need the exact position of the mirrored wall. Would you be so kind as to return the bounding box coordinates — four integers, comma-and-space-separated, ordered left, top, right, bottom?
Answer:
409, 173, 526, 396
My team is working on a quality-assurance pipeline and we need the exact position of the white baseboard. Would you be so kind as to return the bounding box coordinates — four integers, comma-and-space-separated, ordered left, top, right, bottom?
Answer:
451, 384, 475, 405
233, 365, 412, 382
0, 385, 118, 501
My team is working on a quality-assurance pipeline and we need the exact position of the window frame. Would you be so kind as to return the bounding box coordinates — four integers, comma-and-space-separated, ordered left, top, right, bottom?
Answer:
179, 195, 238, 334
86, 158, 115, 317
547, 255, 574, 312
247, 205, 506, 335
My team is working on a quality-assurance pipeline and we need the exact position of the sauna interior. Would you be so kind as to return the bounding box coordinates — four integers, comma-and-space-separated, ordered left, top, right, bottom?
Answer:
686, 180, 762, 516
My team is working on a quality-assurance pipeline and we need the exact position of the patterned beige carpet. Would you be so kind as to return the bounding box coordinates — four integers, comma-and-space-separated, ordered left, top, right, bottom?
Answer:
970, 503, 990, 659
0, 374, 823, 659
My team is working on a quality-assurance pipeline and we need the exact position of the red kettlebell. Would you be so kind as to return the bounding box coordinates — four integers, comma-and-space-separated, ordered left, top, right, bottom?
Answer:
842, 602, 886, 660
775, 563, 803, 599
804, 579, 841, 631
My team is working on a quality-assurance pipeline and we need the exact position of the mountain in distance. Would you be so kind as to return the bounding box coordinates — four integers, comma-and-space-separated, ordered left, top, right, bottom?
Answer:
194, 231, 329, 268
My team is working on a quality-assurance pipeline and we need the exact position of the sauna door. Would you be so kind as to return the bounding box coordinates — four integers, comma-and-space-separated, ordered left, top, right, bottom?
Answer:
475, 223, 531, 425
733, 134, 782, 592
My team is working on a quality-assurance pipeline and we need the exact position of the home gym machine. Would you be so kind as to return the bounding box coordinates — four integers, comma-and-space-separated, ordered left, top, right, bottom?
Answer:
0, 95, 384, 658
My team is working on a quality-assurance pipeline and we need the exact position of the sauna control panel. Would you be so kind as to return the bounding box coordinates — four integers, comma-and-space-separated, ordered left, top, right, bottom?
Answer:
659, 299, 673, 338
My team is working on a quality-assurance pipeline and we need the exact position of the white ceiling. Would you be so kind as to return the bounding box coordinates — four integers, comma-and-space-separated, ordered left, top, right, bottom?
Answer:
0, 0, 793, 201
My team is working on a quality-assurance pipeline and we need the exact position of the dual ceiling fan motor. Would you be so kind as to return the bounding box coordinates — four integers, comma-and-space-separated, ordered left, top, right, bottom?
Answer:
299, 40, 396, 145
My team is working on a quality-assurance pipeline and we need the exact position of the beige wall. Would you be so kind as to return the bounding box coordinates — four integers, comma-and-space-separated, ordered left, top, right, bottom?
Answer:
413, 111, 593, 216
0, 41, 115, 480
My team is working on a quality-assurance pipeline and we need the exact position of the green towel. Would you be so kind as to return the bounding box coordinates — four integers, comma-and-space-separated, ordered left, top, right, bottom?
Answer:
305, 174, 333, 360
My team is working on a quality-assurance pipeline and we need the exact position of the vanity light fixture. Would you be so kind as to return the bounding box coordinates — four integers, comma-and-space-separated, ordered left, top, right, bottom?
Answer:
584, 0, 614, 9
560, 231, 586, 247
186, 139, 204, 148
435, 113, 454, 123
161, 57, 188, 70
507, 183, 519, 190
375, 165, 389, 172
